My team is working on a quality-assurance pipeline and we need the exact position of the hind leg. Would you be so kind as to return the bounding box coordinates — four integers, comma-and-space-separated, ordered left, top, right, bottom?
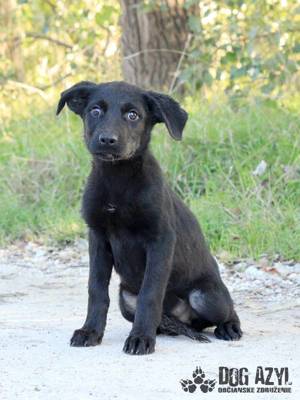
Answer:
188, 277, 242, 341
119, 287, 209, 341
159, 314, 209, 342
120, 286, 165, 331
214, 311, 242, 341
119, 286, 136, 323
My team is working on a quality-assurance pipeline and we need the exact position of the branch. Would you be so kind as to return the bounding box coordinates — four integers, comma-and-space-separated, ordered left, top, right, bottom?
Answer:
38, 73, 72, 90
123, 48, 190, 60
101, 27, 112, 56
169, 33, 192, 94
25, 32, 73, 49
6, 80, 48, 101
43, 0, 56, 12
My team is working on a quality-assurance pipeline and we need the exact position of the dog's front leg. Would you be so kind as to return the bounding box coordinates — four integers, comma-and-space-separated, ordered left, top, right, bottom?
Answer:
71, 229, 113, 347
123, 230, 175, 355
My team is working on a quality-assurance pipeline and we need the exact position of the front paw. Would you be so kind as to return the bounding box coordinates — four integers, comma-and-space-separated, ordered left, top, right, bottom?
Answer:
214, 321, 243, 341
123, 334, 155, 355
70, 328, 103, 347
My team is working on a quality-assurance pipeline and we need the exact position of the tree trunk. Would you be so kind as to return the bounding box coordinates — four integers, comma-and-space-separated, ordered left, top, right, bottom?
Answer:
0, 0, 24, 81
120, 0, 197, 91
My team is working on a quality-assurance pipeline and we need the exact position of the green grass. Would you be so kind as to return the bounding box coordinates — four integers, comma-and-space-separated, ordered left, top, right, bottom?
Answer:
0, 98, 299, 260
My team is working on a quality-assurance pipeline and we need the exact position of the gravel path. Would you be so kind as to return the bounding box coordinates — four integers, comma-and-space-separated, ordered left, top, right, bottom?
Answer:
0, 241, 299, 400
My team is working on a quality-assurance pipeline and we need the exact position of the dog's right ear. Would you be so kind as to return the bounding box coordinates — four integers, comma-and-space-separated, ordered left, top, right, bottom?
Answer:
56, 81, 97, 116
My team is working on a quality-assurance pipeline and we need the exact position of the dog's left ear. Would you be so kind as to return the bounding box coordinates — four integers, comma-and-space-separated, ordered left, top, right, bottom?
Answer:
56, 81, 97, 116
145, 91, 188, 140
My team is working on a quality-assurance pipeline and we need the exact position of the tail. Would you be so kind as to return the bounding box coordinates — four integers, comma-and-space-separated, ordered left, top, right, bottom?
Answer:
158, 314, 210, 343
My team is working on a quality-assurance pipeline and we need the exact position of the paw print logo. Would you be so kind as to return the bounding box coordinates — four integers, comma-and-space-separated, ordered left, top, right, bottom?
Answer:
193, 366, 206, 384
180, 379, 197, 393
180, 366, 216, 393
200, 379, 216, 393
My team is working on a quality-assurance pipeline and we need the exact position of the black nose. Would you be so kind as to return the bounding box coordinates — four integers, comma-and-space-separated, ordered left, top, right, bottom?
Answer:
99, 134, 117, 146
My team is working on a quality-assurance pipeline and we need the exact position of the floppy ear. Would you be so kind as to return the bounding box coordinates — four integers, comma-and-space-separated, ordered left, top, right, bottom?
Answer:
145, 91, 188, 140
56, 81, 97, 116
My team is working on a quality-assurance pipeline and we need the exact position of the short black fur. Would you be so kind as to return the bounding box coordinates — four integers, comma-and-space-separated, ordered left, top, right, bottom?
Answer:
57, 81, 242, 355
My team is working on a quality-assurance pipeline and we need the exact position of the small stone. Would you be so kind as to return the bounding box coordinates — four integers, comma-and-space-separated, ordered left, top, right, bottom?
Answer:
34, 248, 46, 258
289, 273, 300, 284
234, 262, 247, 272
75, 238, 88, 251
273, 263, 291, 277
245, 266, 266, 279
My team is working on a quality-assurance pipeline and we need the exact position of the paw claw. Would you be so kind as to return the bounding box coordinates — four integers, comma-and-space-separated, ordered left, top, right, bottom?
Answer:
214, 321, 242, 341
191, 332, 210, 342
123, 334, 155, 355
70, 329, 102, 347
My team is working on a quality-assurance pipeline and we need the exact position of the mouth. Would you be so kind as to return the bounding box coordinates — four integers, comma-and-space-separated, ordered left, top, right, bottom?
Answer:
92, 150, 136, 162
93, 152, 122, 162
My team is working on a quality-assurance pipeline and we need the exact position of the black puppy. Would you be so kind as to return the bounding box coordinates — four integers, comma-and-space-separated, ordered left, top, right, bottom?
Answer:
57, 81, 242, 355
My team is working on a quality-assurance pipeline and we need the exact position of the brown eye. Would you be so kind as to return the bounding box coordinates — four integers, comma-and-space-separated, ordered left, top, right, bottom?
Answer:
127, 110, 139, 121
90, 106, 103, 118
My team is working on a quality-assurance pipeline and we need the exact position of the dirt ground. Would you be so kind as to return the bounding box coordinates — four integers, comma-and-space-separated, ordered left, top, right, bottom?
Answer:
0, 241, 299, 400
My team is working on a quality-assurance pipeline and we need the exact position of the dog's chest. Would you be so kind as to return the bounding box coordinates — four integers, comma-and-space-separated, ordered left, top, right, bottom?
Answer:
83, 186, 159, 236
103, 203, 117, 213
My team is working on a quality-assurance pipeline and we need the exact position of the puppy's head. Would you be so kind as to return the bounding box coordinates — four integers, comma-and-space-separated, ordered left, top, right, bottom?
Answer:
57, 81, 188, 162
